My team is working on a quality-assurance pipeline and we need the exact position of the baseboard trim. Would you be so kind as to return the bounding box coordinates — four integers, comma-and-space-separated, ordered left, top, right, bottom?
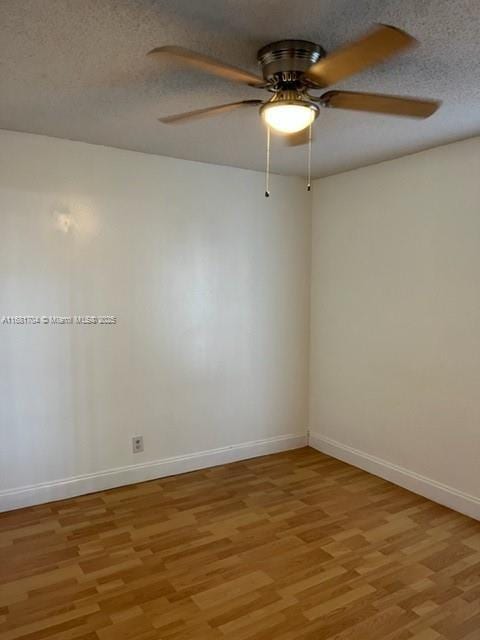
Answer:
309, 433, 480, 521
0, 434, 307, 512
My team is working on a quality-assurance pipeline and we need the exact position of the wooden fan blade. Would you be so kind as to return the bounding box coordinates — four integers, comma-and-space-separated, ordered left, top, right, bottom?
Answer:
148, 46, 265, 87
306, 24, 415, 87
159, 100, 263, 124
321, 91, 440, 118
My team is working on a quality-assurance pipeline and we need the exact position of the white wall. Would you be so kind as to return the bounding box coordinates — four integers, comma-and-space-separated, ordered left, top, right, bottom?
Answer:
0, 130, 311, 509
3, 129, 479, 518
309, 138, 480, 519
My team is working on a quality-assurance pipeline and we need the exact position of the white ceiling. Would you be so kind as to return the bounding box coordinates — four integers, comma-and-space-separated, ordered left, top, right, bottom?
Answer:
1, 0, 479, 178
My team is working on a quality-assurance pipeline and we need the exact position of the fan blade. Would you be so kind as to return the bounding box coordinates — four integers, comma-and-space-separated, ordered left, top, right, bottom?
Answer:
306, 24, 415, 87
148, 46, 265, 87
159, 100, 263, 124
321, 90, 440, 118
284, 128, 316, 147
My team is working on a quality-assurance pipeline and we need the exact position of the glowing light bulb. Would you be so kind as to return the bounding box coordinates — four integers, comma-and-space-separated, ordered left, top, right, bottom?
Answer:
262, 103, 316, 134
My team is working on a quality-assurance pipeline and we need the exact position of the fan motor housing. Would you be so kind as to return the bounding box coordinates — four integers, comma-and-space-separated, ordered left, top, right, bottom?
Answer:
257, 39, 325, 86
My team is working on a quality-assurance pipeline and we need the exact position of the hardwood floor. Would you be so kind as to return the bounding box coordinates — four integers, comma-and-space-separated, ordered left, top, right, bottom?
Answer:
0, 447, 479, 640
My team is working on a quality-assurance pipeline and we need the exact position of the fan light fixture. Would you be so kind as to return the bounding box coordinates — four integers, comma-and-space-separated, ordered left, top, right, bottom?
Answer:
260, 94, 319, 134
261, 103, 315, 133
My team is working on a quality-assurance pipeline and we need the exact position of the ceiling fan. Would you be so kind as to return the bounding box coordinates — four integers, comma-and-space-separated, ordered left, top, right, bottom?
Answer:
148, 24, 441, 139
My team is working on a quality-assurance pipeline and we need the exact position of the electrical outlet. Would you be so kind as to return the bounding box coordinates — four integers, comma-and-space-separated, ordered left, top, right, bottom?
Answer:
132, 435, 144, 453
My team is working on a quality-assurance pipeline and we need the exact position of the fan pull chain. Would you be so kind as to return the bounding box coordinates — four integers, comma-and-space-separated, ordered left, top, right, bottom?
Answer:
265, 125, 271, 197
307, 124, 312, 192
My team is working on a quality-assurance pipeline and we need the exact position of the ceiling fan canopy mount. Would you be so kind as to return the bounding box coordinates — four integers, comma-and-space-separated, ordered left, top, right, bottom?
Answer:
256, 39, 326, 87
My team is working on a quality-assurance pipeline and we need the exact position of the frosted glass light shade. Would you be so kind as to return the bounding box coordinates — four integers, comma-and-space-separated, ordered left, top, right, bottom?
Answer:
262, 103, 316, 134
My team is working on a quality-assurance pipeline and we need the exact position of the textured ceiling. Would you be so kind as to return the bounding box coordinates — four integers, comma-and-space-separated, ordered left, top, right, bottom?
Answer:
1, 0, 479, 178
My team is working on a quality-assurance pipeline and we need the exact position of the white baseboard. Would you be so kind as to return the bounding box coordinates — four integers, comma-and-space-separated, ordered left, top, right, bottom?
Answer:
309, 432, 480, 521
0, 433, 307, 513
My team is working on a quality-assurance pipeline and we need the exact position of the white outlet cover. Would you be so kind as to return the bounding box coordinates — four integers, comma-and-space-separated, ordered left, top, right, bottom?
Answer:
132, 436, 144, 453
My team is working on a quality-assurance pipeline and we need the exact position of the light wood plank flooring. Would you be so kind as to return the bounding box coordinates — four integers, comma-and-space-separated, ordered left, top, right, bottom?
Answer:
0, 447, 479, 639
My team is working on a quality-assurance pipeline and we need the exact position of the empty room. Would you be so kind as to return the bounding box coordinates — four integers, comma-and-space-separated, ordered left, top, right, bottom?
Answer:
1, 1, 479, 639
